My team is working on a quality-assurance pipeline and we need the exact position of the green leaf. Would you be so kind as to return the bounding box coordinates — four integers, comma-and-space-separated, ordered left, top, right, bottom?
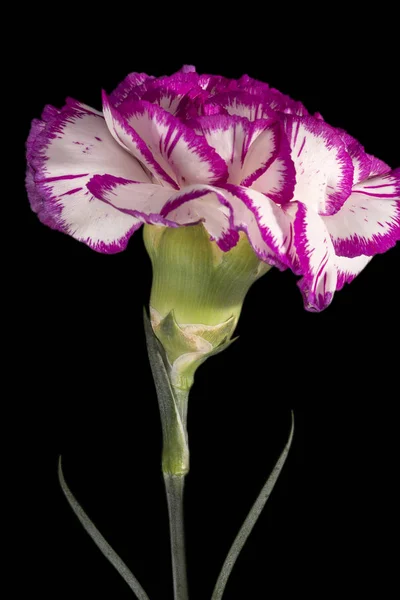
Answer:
58, 457, 151, 600
211, 411, 295, 600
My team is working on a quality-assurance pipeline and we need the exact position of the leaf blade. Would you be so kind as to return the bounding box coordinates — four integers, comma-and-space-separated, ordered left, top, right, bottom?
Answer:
58, 457, 151, 600
211, 411, 295, 600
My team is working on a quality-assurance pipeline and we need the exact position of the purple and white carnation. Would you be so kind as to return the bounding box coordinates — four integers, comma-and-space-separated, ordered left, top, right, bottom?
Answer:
26, 65, 399, 311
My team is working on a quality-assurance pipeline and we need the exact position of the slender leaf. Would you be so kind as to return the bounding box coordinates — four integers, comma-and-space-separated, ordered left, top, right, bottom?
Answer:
58, 457, 151, 600
211, 411, 295, 600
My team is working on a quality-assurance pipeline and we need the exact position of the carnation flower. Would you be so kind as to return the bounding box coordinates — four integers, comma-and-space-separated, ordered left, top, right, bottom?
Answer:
33, 66, 398, 600
26, 65, 399, 317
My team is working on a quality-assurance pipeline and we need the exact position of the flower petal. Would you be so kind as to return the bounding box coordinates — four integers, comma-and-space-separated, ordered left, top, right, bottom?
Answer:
102, 91, 179, 189
264, 88, 308, 116
110, 98, 228, 187
206, 91, 276, 121
27, 101, 150, 252
340, 131, 371, 185
193, 115, 295, 202
283, 115, 354, 216
87, 175, 238, 251
136, 87, 187, 116
293, 203, 337, 311
335, 255, 372, 290
219, 184, 296, 269
244, 124, 296, 203
109, 72, 154, 107
116, 74, 206, 120
323, 168, 400, 257
368, 154, 391, 177
233, 76, 308, 115
87, 175, 182, 226
236, 74, 270, 94
162, 186, 239, 251
193, 115, 269, 183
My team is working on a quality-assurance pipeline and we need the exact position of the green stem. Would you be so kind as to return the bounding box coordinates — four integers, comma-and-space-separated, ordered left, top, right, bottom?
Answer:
164, 387, 190, 600
164, 474, 189, 600
144, 310, 191, 599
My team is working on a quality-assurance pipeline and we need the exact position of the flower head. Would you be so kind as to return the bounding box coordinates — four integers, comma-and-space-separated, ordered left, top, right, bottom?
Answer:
27, 65, 399, 314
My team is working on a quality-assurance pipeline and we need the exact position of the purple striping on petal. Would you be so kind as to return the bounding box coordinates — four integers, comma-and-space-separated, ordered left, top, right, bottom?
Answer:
102, 91, 180, 189
350, 190, 398, 198
363, 183, 396, 189
109, 72, 154, 107
26, 98, 149, 253
324, 169, 400, 257
162, 188, 239, 252
242, 122, 296, 203
83, 220, 143, 255
293, 202, 334, 311
292, 120, 301, 147
36, 173, 89, 183
367, 154, 391, 177
114, 99, 229, 187
284, 114, 354, 216
297, 136, 306, 157
160, 185, 239, 251
59, 187, 83, 196
87, 174, 239, 252
165, 129, 182, 159
205, 91, 277, 122
313, 252, 329, 293
219, 183, 295, 268
239, 120, 281, 187
87, 174, 183, 228
41, 105, 61, 122
329, 207, 400, 257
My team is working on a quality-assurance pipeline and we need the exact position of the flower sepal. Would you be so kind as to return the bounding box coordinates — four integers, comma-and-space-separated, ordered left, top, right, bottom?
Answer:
151, 308, 238, 391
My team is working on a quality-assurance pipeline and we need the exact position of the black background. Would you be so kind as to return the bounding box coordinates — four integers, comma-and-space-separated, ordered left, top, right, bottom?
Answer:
11, 7, 399, 600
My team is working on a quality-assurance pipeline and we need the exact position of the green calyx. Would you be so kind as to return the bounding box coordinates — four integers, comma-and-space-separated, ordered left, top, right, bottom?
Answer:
143, 223, 271, 327
143, 223, 271, 390
152, 308, 238, 390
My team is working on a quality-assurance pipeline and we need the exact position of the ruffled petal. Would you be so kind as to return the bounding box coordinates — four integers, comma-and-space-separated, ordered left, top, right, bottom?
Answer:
26, 101, 151, 252
205, 91, 276, 121
193, 114, 295, 202
293, 203, 337, 311
102, 91, 179, 189
116, 74, 206, 120
109, 73, 154, 107
87, 175, 238, 251
162, 186, 239, 251
193, 115, 270, 183
335, 254, 372, 290
368, 154, 391, 177
87, 175, 179, 226
107, 98, 228, 187
283, 115, 354, 216
264, 89, 308, 116
244, 123, 296, 203
340, 131, 372, 185
323, 168, 400, 257
219, 184, 296, 269
234, 76, 308, 115
236, 74, 270, 94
